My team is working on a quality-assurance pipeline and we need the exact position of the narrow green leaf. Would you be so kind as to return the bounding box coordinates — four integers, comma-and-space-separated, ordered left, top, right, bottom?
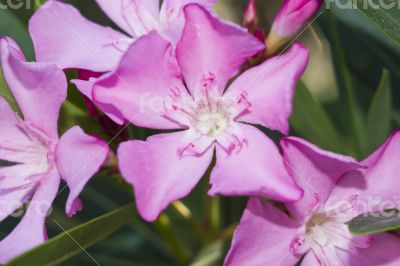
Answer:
6, 204, 135, 266
365, 69, 392, 155
155, 214, 188, 264
189, 241, 224, 266
347, 0, 400, 45
349, 209, 400, 235
332, 4, 400, 57
328, 11, 366, 157
290, 81, 342, 153
0, 8, 34, 60
83, 184, 173, 259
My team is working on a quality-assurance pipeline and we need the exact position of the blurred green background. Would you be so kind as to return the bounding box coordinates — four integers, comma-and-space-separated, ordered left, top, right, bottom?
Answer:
0, 0, 399, 265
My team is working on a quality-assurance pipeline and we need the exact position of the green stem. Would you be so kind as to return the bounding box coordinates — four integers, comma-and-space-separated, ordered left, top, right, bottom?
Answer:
202, 156, 220, 238
328, 11, 365, 157
171, 201, 207, 242
210, 196, 220, 235
218, 223, 237, 241
154, 214, 188, 264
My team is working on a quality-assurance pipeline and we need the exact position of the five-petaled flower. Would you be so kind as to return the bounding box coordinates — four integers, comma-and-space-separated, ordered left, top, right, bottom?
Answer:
2, 0, 390, 263
90, 4, 309, 221
225, 132, 400, 265
29, 0, 216, 125
0, 37, 109, 263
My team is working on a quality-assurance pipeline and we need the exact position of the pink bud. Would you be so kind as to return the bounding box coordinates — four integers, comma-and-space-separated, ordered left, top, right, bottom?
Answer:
271, 0, 323, 38
243, 0, 259, 33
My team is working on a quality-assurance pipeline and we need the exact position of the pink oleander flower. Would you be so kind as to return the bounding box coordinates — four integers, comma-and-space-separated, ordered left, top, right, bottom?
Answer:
225, 132, 400, 266
91, 4, 309, 221
0, 37, 109, 262
29, 0, 215, 125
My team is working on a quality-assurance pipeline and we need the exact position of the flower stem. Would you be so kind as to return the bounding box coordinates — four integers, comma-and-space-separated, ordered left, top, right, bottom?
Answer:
155, 214, 188, 265
210, 196, 221, 235
171, 201, 208, 242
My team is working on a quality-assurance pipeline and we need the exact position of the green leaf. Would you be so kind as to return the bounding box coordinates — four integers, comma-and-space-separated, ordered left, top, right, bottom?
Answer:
5, 204, 135, 266
328, 11, 366, 157
347, 0, 400, 45
58, 100, 102, 136
0, 8, 34, 60
393, 110, 400, 128
349, 209, 400, 235
332, 4, 400, 57
290, 81, 343, 153
365, 69, 392, 155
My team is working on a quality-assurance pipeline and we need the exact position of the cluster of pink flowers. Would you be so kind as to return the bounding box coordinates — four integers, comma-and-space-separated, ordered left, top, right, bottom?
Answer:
1, 0, 399, 265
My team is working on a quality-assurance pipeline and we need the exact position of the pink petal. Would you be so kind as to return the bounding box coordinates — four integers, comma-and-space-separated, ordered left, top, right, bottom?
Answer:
176, 4, 264, 95
29, 0, 131, 72
118, 0, 162, 37
95, 0, 160, 37
224, 198, 300, 266
331, 130, 400, 211
0, 97, 33, 163
0, 37, 67, 140
0, 168, 36, 222
177, 128, 215, 157
301, 251, 320, 265
0, 171, 60, 263
0, 164, 43, 190
209, 124, 302, 202
280, 137, 364, 221
337, 233, 400, 265
118, 131, 213, 221
55, 126, 109, 217
225, 43, 308, 134
93, 31, 187, 130
159, 0, 216, 42
72, 78, 125, 125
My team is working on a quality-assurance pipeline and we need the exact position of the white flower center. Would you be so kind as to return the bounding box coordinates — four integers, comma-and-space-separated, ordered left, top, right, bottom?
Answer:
306, 212, 347, 247
161, 73, 251, 156
190, 97, 231, 138
291, 203, 371, 265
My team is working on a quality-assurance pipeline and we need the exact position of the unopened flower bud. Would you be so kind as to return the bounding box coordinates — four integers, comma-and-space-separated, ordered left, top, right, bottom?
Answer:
266, 0, 323, 55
